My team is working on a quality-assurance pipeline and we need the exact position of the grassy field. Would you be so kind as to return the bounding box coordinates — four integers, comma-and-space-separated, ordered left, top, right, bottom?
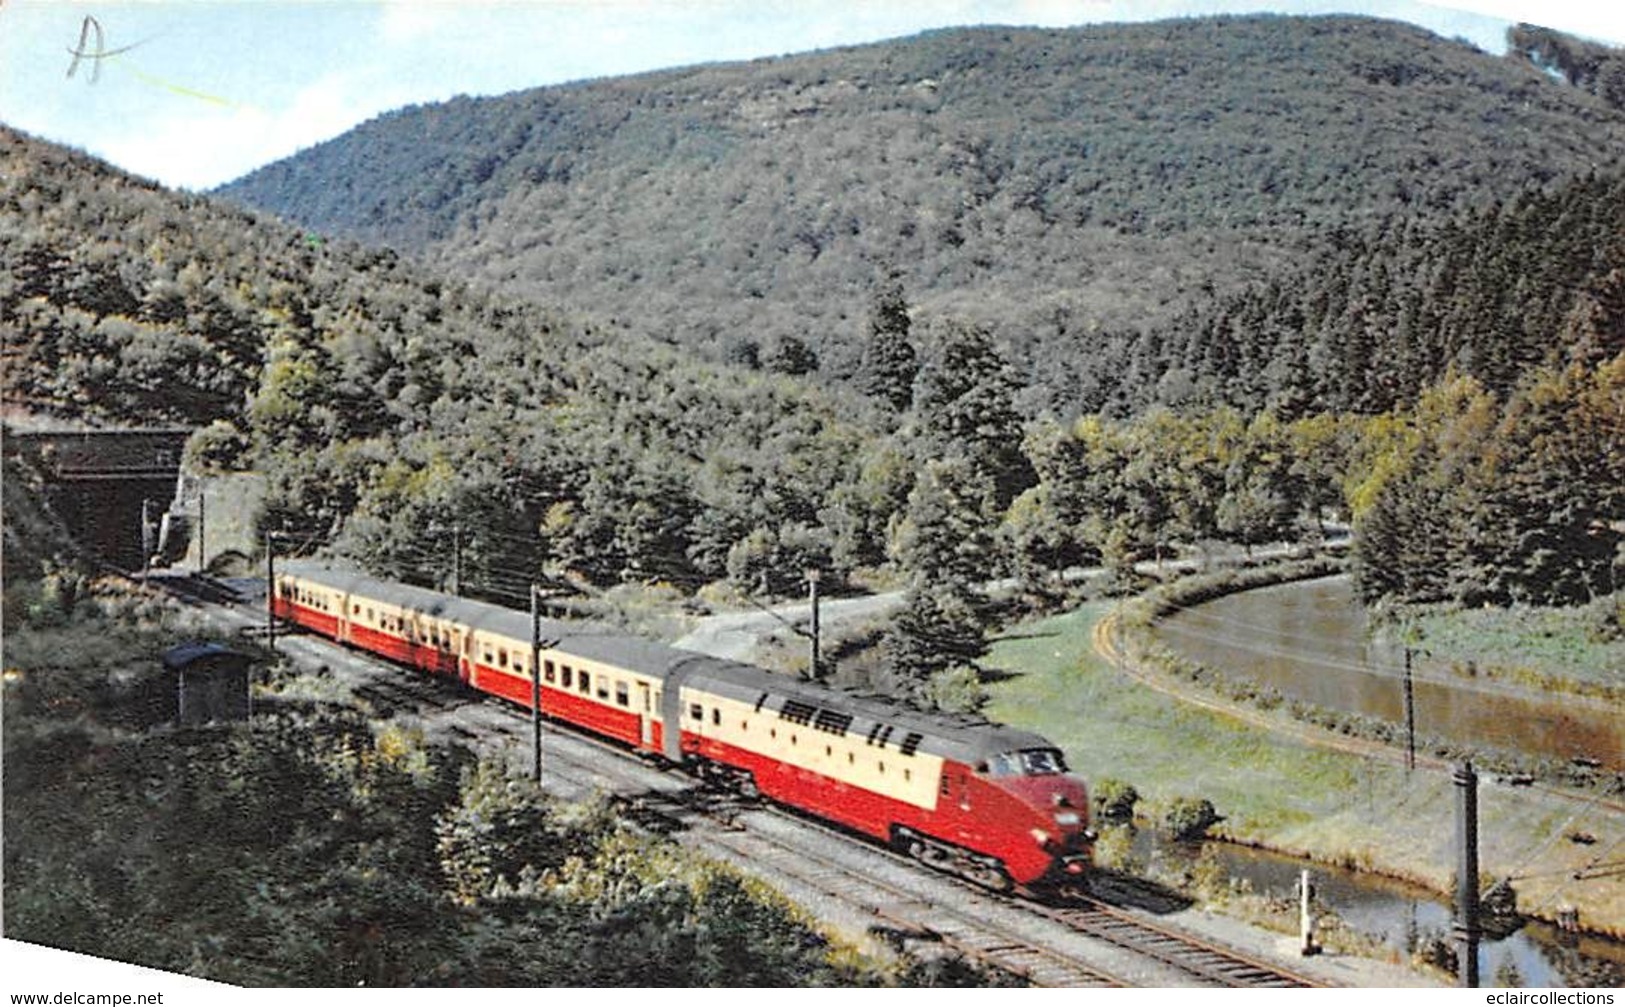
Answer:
983, 603, 1625, 939
1403, 601, 1625, 701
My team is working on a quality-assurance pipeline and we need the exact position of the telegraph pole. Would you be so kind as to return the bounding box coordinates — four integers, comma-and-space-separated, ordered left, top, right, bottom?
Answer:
1403, 646, 1417, 772
264, 530, 276, 650
806, 569, 822, 680
196, 490, 206, 576
531, 583, 543, 784
140, 498, 153, 584
452, 522, 463, 597
1454, 761, 1480, 988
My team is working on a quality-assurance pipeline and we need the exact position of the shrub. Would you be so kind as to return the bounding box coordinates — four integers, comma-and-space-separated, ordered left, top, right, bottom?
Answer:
1161, 796, 1223, 840
1092, 777, 1140, 821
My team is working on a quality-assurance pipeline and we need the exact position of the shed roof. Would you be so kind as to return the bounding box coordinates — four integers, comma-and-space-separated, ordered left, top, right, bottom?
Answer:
161, 641, 249, 671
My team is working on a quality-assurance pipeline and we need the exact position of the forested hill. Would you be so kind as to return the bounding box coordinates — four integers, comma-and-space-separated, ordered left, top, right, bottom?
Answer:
1, 125, 891, 592
216, 15, 1625, 406
1101, 169, 1625, 417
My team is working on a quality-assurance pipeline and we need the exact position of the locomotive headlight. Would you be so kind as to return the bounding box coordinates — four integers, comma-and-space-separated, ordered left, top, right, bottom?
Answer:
1054, 811, 1080, 826
1030, 828, 1053, 849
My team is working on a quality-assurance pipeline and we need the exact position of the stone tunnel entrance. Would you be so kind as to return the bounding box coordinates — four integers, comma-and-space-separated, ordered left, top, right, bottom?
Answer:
6, 429, 193, 570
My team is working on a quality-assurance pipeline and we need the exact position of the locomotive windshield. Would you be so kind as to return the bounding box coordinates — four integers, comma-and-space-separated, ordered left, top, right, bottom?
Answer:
984, 748, 1068, 777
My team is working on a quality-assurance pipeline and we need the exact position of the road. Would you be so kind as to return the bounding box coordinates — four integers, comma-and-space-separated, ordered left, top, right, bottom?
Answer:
672, 538, 1342, 661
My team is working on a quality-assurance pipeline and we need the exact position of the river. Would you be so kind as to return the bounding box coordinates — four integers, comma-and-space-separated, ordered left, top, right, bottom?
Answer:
1145, 574, 1624, 984
1152, 575, 1621, 769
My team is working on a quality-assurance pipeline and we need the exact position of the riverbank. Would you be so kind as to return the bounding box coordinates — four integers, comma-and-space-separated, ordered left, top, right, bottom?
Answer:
983, 601, 1625, 947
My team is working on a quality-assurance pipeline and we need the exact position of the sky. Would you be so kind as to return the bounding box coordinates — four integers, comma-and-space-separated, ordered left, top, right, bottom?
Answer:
0, 0, 1621, 192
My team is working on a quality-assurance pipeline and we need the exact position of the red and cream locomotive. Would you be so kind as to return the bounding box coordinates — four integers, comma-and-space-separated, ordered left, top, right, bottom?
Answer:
272, 563, 1094, 890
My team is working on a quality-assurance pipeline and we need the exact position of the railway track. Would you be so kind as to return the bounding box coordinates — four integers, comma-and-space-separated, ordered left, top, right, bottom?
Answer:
142, 571, 1331, 987
335, 649, 1328, 987
339, 675, 1127, 985
1033, 896, 1321, 987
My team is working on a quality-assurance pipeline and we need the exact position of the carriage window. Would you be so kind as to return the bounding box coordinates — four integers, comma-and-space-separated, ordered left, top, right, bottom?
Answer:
498, 650, 508, 668
578, 671, 590, 695
712, 709, 721, 726
615, 682, 629, 707
544, 660, 556, 684
690, 703, 704, 721
562, 667, 573, 688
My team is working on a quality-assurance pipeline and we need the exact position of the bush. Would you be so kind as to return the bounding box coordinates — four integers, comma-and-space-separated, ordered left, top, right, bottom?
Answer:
1092, 777, 1140, 821
1161, 796, 1223, 840
924, 663, 987, 714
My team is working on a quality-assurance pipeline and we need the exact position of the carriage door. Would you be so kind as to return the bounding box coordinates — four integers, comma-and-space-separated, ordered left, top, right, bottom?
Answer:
638, 683, 655, 749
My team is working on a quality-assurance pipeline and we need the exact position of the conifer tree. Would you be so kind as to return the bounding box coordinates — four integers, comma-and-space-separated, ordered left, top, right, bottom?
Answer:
857, 276, 917, 412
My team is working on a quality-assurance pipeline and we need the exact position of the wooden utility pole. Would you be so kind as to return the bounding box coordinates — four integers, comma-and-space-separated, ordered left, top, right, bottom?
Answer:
531, 583, 543, 783
806, 569, 822, 680
264, 531, 276, 650
452, 522, 463, 597
140, 498, 153, 584
196, 491, 206, 576
1403, 646, 1417, 772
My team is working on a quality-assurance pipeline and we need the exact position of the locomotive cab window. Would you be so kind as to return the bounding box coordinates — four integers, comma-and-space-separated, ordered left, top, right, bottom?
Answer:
984, 749, 1068, 777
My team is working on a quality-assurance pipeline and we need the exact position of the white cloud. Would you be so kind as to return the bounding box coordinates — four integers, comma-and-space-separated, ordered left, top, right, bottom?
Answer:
99, 69, 402, 190
377, 0, 465, 44
1437, 0, 1624, 43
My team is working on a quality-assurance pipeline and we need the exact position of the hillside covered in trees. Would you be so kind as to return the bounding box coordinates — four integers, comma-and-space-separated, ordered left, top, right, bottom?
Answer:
0, 125, 886, 599
216, 15, 1625, 412
5, 16, 1622, 710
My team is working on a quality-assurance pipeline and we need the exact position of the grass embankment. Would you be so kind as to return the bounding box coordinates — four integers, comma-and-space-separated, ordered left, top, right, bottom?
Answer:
1401, 602, 1625, 704
984, 603, 1625, 941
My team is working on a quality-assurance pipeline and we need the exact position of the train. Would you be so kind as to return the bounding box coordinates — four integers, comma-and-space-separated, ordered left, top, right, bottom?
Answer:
271, 563, 1095, 890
